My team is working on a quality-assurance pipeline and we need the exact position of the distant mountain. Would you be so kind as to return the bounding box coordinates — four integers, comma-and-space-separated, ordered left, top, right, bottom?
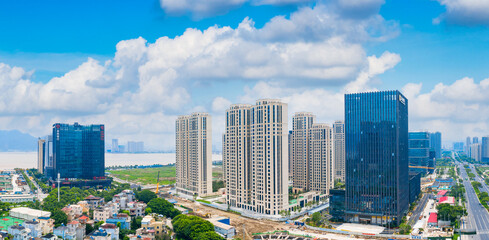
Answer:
0, 130, 37, 152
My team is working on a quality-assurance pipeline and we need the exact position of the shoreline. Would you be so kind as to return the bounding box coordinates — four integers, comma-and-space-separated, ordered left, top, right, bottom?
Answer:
0, 152, 221, 170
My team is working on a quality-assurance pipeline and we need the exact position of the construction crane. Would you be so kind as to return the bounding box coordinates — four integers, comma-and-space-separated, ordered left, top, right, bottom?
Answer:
155, 171, 160, 194
409, 166, 435, 170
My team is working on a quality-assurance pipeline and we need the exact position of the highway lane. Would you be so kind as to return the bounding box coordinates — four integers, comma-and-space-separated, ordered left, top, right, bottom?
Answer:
458, 162, 489, 240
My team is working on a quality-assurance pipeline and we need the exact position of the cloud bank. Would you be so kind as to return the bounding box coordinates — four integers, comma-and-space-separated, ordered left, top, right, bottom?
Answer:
435, 0, 489, 26
3, 1, 487, 150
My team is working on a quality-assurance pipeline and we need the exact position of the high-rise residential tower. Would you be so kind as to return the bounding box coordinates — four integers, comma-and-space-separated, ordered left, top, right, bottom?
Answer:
37, 139, 45, 174
223, 99, 288, 215
52, 123, 105, 180
290, 112, 315, 190
223, 104, 252, 210
112, 139, 119, 153
471, 143, 482, 162
453, 142, 464, 152
175, 113, 212, 196
345, 90, 409, 225
429, 132, 442, 159
308, 124, 334, 194
289, 113, 334, 194
482, 137, 489, 159
466, 137, 471, 155
473, 137, 479, 144
333, 121, 345, 182
250, 99, 288, 215
408, 132, 430, 175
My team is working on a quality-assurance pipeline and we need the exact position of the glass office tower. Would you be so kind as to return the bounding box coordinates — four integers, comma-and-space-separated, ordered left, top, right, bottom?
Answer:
52, 122, 105, 180
344, 90, 409, 225
408, 132, 431, 175
429, 132, 442, 159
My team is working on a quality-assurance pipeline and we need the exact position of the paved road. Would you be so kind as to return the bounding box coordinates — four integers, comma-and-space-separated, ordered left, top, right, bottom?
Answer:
408, 193, 430, 226
24, 170, 48, 201
458, 162, 489, 240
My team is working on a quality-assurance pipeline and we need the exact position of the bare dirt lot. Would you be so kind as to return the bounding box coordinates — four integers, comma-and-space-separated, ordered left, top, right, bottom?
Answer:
176, 197, 292, 240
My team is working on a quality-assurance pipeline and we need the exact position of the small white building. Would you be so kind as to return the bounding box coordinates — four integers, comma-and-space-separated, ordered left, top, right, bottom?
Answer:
8, 225, 31, 239
127, 202, 146, 217
0, 194, 35, 203
100, 223, 119, 240
38, 217, 55, 235
209, 217, 235, 239
94, 207, 112, 222
10, 207, 51, 221
53, 226, 76, 239
24, 220, 42, 238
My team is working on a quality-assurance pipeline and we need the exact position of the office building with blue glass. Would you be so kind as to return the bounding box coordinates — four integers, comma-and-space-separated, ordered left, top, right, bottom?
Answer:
344, 90, 409, 225
429, 132, 442, 159
408, 132, 431, 175
51, 122, 105, 180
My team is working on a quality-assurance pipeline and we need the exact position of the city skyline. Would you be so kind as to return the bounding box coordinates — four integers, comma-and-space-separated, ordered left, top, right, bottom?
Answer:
1, 1, 489, 151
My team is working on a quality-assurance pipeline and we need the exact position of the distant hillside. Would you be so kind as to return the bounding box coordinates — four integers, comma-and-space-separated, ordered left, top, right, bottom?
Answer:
0, 130, 37, 152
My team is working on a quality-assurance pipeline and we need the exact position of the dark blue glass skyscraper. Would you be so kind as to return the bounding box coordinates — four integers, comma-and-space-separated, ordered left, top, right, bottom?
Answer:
344, 90, 409, 225
52, 122, 105, 180
408, 132, 431, 175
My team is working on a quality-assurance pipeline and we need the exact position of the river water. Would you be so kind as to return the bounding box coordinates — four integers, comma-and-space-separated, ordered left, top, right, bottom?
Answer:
0, 152, 222, 170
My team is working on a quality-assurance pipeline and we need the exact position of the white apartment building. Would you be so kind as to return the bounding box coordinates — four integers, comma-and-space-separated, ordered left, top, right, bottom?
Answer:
308, 124, 334, 194
175, 113, 212, 197
224, 99, 289, 215
290, 112, 315, 191
223, 104, 253, 210
333, 121, 345, 182
471, 143, 482, 162
94, 207, 112, 222
289, 113, 334, 195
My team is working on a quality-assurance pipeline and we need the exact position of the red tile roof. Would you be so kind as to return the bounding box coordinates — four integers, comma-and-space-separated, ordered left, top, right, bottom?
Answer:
439, 196, 455, 204
437, 190, 448, 196
101, 223, 117, 229
85, 195, 102, 200
428, 212, 438, 223
79, 216, 89, 220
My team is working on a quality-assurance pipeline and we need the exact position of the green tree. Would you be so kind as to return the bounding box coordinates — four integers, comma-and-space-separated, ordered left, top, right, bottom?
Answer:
95, 221, 105, 230
145, 207, 152, 215
147, 198, 180, 218
189, 221, 214, 239
136, 190, 157, 203
172, 215, 222, 240
197, 231, 225, 240
436, 203, 466, 223
131, 217, 142, 231
51, 209, 68, 227
472, 181, 482, 189
212, 181, 225, 192
399, 223, 411, 234
310, 212, 322, 226
85, 224, 94, 235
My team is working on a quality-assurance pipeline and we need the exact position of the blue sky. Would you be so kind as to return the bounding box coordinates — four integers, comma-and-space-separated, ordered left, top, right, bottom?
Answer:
1, 0, 489, 150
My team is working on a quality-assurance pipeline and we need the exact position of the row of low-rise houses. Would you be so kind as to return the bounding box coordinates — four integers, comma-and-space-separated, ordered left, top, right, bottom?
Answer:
1, 189, 155, 240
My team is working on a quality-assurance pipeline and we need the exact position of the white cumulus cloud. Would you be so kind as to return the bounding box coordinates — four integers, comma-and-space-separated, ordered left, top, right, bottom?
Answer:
0, 2, 398, 151
407, 77, 489, 142
435, 0, 489, 26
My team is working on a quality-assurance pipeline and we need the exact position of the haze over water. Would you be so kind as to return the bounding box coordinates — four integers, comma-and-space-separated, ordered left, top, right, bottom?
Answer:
0, 152, 222, 170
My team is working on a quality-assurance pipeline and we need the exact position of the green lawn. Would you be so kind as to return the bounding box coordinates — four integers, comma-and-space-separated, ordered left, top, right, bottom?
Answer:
0, 217, 23, 230
108, 166, 176, 185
